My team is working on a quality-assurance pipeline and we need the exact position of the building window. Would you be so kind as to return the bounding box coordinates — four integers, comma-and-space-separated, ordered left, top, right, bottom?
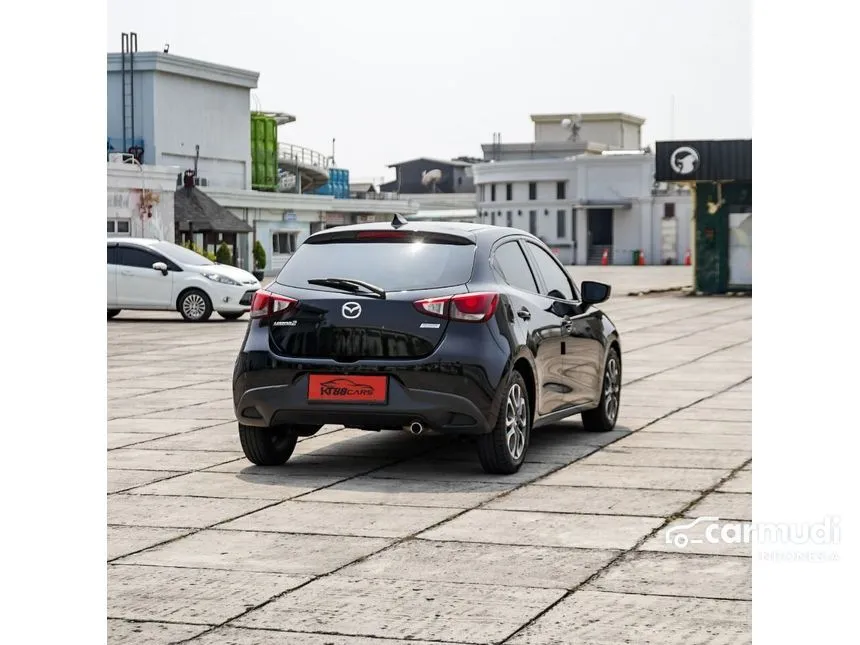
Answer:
272, 232, 299, 254
490, 184, 496, 201
557, 210, 566, 238
506, 183, 512, 200
107, 219, 131, 235
664, 202, 676, 218
491, 211, 496, 225
528, 182, 537, 200
506, 211, 513, 227
458, 176, 463, 186
528, 210, 537, 234
556, 181, 566, 200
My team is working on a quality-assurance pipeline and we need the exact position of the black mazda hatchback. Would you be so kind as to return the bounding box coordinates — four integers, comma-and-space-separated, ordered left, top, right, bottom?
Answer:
233, 216, 621, 474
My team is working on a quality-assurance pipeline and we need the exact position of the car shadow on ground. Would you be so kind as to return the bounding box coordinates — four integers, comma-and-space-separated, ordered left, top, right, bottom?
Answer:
231, 423, 633, 492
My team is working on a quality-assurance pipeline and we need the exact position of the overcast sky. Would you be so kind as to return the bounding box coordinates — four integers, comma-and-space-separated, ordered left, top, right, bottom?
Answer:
107, 0, 750, 182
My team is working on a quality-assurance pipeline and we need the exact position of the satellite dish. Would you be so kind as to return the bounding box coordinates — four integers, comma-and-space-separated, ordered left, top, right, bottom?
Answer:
421, 168, 443, 193
560, 115, 583, 141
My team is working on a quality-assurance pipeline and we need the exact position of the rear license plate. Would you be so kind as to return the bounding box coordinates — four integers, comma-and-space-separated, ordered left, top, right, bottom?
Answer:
307, 374, 388, 404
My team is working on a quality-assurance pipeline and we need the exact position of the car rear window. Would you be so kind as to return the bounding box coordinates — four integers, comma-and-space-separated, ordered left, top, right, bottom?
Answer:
276, 240, 476, 291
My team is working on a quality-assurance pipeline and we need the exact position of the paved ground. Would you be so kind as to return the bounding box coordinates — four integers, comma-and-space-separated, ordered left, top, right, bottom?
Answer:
107, 269, 752, 644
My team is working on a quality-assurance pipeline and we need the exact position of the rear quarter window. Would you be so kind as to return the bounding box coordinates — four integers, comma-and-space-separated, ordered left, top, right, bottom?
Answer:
277, 240, 476, 291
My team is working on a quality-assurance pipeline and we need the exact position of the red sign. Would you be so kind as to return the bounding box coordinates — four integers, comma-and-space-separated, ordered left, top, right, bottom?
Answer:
307, 374, 388, 404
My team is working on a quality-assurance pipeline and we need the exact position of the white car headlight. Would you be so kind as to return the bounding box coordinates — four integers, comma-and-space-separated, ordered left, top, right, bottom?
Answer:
202, 272, 241, 286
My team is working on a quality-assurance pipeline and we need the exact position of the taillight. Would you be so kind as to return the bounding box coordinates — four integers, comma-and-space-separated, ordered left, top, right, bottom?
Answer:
413, 292, 499, 323
250, 290, 297, 319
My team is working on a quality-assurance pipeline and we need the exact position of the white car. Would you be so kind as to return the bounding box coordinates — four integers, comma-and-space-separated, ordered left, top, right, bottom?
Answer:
107, 238, 262, 322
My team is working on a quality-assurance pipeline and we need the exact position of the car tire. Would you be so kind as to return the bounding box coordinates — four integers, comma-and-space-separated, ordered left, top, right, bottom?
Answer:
477, 370, 531, 474
581, 347, 621, 432
178, 289, 213, 322
238, 423, 298, 466
218, 311, 245, 321
108, 309, 121, 319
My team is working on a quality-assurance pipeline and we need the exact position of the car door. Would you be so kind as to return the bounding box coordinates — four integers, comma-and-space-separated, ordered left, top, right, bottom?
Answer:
116, 245, 175, 308
491, 238, 568, 416
107, 244, 119, 307
523, 241, 603, 408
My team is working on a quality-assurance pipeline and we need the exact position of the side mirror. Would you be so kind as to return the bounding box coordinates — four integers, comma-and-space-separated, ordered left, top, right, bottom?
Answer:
581, 281, 611, 306
152, 261, 169, 276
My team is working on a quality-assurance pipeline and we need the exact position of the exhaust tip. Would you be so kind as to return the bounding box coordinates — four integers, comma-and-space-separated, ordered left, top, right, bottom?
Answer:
408, 421, 424, 436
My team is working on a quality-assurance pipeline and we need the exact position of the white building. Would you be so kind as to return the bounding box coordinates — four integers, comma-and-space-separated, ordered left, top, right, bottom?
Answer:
106, 47, 415, 274
474, 113, 693, 265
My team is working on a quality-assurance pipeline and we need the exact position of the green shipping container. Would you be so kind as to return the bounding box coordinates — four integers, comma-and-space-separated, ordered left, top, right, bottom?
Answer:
250, 114, 278, 191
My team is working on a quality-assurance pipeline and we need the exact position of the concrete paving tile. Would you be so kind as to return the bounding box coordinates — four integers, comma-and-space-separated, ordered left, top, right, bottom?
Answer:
107, 432, 170, 449
189, 626, 457, 645
687, 492, 752, 521
671, 407, 752, 422
221, 500, 461, 538
233, 575, 565, 643
301, 476, 513, 508
107, 418, 223, 434
506, 589, 751, 644
420, 509, 662, 550
108, 469, 183, 494
369, 459, 559, 485
641, 419, 751, 435
135, 426, 242, 452
108, 494, 273, 529
119, 529, 391, 575
107, 525, 191, 560
134, 408, 236, 421
342, 539, 618, 589
719, 469, 752, 493
107, 619, 209, 645
612, 431, 752, 451
130, 471, 337, 500
205, 454, 388, 478
641, 519, 752, 557
486, 485, 696, 517
538, 464, 726, 491
107, 448, 241, 471
592, 551, 752, 600
579, 446, 750, 470
108, 564, 308, 625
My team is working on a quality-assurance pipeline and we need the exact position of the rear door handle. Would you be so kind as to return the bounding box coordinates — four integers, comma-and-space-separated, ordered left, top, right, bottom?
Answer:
517, 307, 531, 321
120, 270, 133, 276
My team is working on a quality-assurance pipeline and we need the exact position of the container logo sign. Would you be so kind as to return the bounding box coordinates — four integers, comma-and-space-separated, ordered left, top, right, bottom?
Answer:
670, 146, 700, 175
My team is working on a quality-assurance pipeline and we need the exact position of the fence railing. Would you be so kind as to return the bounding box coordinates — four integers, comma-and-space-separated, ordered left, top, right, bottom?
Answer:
277, 143, 331, 170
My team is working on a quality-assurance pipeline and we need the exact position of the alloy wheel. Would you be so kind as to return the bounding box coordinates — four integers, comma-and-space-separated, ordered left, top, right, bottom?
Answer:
505, 383, 528, 460
604, 356, 620, 422
182, 293, 207, 320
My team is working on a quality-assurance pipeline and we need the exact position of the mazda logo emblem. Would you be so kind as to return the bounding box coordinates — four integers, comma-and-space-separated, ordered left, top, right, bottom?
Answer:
342, 302, 362, 319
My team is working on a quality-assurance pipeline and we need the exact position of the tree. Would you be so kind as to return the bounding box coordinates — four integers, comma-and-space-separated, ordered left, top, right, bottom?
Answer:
215, 242, 233, 266
253, 240, 267, 271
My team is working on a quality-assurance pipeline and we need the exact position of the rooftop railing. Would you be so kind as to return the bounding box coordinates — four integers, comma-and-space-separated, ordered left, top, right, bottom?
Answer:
278, 143, 332, 170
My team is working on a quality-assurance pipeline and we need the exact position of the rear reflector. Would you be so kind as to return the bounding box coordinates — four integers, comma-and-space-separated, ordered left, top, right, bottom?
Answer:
250, 290, 297, 319
413, 292, 499, 323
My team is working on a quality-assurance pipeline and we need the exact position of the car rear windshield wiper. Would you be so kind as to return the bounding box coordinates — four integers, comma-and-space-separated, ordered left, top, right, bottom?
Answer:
306, 277, 387, 299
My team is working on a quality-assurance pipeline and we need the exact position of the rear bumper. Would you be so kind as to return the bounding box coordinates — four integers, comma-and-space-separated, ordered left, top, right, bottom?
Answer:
235, 373, 492, 434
